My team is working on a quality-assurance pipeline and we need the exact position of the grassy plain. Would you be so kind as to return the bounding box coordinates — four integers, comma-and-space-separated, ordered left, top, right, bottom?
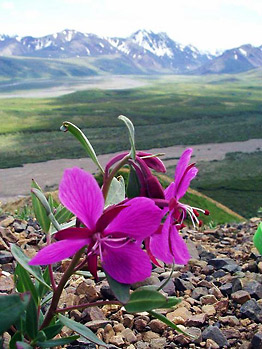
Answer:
0, 71, 261, 217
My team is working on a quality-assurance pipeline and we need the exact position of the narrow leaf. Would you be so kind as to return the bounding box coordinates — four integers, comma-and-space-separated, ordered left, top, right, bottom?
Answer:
105, 176, 126, 208
124, 289, 167, 312
0, 293, 30, 335
126, 165, 140, 198
106, 272, 130, 304
61, 121, 104, 173
118, 115, 136, 159
37, 267, 51, 299
42, 321, 63, 340
254, 222, 262, 255
31, 180, 51, 233
37, 335, 79, 348
15, 264, 39, 305
58, 314, 108, 347
54, 205, 74, 224
11, 244, 50, 289
25, 297, 38, 339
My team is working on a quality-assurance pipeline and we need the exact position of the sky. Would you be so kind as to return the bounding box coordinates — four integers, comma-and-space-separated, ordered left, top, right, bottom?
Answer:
0, 0, 262, 53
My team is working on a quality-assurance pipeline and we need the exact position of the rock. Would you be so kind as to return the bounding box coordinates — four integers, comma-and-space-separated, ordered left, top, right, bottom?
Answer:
191, 287, 208, 299
174, 277, 195, 291
199, 250, 216, 262
208, 258, 236, 270
109, 335, 125, 347
0, 227, 18, 243
132, 276, 160, 289
202, 304, 216, 316
123, 314, 134, 328
202, 326, 229, 347
142, 331, 160, 342
121, 328, 137, 344
187, 240, 200, 259
0, 272, 14, 292
213, 299, 228, 313
239, 299, 262, 322
186, 313, 207, 327
0, 251, 13, 264
0, 216, 14, 227
13, 221, 27, 232
81, 306, 106, 322
251, 332, 262, 349
166, 307, 191, 322
219, 315, 239, 326
148, 319, 167, 333
222, 328, 241, 339
134, 316, 150, 331
162, 280, 176, 296
113, 323, 125, 333
200, 295, 218, 305
243, 280, 262, 299
206, 338, 220, 349
100, 285, 115, 300
85, 320, 112, 331
231, 290, 251, 304
209, 287, 224, 299
103, 324, 115, 343
231, 277, 243, 292
219, 282, 232, 296
150, 338, 167, 349
186, 327, 202, 344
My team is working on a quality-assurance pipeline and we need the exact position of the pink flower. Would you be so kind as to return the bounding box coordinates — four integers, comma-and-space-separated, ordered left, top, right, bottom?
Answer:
149, 148, 208, 265
29, 167, 162, 284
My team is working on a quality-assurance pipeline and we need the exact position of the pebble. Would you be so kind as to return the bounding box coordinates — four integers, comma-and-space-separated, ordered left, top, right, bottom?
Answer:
231, 290, 251, 304
251, 332, 262, 349
202, 326, 229, 347
239, 299, 262, 322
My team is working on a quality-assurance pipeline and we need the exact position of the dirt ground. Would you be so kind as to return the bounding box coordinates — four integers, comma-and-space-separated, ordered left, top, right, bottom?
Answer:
1, 138, 261, 205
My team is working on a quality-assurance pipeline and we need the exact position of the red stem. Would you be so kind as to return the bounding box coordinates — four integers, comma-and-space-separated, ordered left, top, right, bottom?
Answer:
55, 300, 122, 313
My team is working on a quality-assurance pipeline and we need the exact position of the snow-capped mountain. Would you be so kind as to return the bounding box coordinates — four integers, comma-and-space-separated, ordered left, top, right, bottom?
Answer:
194, 44, 262, 74
0, 29, 212, 74
0, 29, 261, 75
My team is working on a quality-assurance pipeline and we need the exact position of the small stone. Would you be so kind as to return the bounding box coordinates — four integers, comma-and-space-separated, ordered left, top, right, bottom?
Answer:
86, 320, 112, 331
206, 338, 219, 349
132, 276, 160, 289
251, 332, 262, 349
109, 335, 125, 347
186, 327, 202, 344
213, 299, 228, 313
0, 216, 14, 227
142, 331, 160, 342
123, 314, 134, 328
166, 307, 191, 322
0, 227, 18, 243
81, 306, 106, 322
76, 283, 100, 302
13, 221, 27, 232
175, 277, 195, 291
162, 280, 176, 296
113, 323, 125, 333
103, 324, 115, 343
200, 295, 218, 305
0, 251, 13, 264
191, 287, 208, 300
244, 281, 262, 300
150, 338, 167, 349
222, 328, 241, 339
100, 285, 115, 300
121, 328, 137, 344
209, 287, 223, 299
208, 258, 235, 270
134, 317, 149, 331
231, 290, 251, 304
231, 277, 243, 293
0, 273, 14, 292
219, 316, 239, 326
186, 313, 207, 327
240, 299, 262, 322
148, 319, 167, 333
219, 282, 232, 296
202, 326, 228, 347
202, 305, 216, 316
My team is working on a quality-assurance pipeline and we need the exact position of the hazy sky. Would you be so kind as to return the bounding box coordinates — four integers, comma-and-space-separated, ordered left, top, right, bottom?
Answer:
1, 0, 261, 52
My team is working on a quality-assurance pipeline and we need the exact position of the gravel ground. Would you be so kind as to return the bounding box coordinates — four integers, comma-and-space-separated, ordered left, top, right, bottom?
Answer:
1, 214, 262, 348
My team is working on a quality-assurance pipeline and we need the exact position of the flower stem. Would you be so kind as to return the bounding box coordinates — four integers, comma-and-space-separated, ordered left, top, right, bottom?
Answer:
102, 154, 130, 200
40, 248, 84, 330
55, 300, 122, 313
47, 232, 57, 291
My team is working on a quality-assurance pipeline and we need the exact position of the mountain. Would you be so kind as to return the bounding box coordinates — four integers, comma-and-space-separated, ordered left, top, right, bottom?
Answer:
0, 29, 212, 74
0, 30, 261, 76
195, 44, 262, 74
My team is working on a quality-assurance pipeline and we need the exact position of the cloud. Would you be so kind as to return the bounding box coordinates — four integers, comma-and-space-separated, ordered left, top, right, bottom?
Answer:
1, 1, 15, 10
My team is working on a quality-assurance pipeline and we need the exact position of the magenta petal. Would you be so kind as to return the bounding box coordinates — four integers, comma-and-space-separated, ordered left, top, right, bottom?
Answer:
28, 239, 88, 265
137, 152, 166, 173
174, 148, 192, 192
164, 182, 176, 201
169, 225, 191, 265
55, 227, 92, 240
104, 197, 162, 240
150, 214, 174, 264
102, 243, 152, 284
59, 167, 104, 230
175, 166, 198, 200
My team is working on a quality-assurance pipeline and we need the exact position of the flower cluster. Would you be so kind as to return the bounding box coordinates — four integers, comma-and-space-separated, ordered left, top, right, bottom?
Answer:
30, 147, 208, 284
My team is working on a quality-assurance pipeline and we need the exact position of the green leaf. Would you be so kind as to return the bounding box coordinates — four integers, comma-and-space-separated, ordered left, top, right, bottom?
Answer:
16, 342, 33, 349
42, 321, 63, 340
11, 244, 51, 289
254, 222, 262, 255
31, 180, 51, 233
149, 310, 193, 337
25, 297, 38, 339
58, 314, 108, 347
15, 264, 39, 305
0, 293, 30, 335
37, 335, 79, 348
106, 272, 130, 304
118, 115, 136, 159
9, 331, 23, 349
37, 267, 51, 299
124, 289, 167, 312
165, 297, 182, 308
61, 121, 104, 173
126, 165, 140, 198
48, 194, 55, 212
105, 176, 126, 208
54, 205, 74, 224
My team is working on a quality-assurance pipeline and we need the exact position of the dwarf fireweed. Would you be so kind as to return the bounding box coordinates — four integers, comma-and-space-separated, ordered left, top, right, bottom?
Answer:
1, 116, 209, 348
